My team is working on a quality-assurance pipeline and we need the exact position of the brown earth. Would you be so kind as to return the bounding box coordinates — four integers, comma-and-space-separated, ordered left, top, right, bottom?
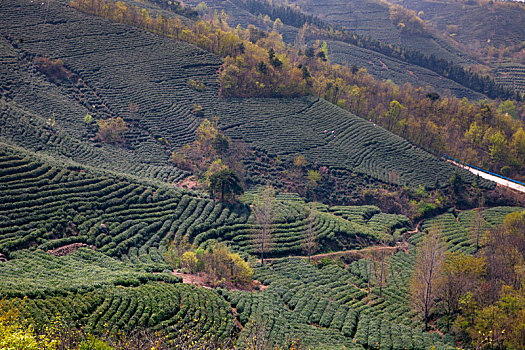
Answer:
174, 176, 200, 190
47, 243, 96, 257
172, 270, 267, 292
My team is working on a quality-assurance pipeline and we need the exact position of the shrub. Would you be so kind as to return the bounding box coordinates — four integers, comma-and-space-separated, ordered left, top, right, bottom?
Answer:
33, 57, 75, 83
180, 251, 198, 273
96, 117, 128, 145
187, 79, 206, 92
0, 298, 57, 350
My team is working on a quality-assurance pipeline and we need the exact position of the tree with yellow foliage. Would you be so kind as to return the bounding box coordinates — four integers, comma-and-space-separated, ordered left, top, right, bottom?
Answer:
0, 298, 56, 349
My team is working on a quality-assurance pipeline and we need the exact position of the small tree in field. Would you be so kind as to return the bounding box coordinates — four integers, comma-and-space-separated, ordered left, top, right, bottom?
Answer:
410, 227, 445, 330
252, 185, 276, 265
371, 241, 390, 297
208, 168, 243, 202
469, 208, 485, 252
302, 208, 318, 263
410, 224, 446, 331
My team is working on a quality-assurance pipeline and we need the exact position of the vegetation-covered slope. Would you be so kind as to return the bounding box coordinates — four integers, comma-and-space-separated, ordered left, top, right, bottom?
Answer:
398, 0, 525, 95
1, 0, 524, 348
286, 0, 475, 65
222, 254, 455, 349
0, 144, 411, 261
182, 0, 485, 99
399, 0, 525, 62
0, 0, 483, 189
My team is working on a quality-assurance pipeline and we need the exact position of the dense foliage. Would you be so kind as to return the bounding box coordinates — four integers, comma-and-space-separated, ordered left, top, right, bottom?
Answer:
409, 208, 525, 349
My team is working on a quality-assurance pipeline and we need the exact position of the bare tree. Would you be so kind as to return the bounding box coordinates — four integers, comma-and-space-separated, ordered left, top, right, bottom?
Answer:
469, 209, 485, 252
301, 208, 319, 263
410, 224, 446, 331
371, 241, 390, 297
251, 185, 275, 265
364, 240, 390, 297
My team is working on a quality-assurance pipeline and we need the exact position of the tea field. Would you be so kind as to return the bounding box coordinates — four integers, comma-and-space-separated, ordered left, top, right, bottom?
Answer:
494, 63, 525, 95
1, 249, 235, 345
0, 0, 487, 189
319, 40, 484, 100
410, 206, 523, 253
0, 0, 523, 348
0, 144, 413, 263
285, 0, 474, 66
221, 254, 455, 349
181, 0, 483, 99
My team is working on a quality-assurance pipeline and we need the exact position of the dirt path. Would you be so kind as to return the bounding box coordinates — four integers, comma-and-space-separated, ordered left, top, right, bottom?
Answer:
172, 271, 212, 289
447, 159, 525, 193
264, 242, 409, 263
172, 271, 267, 292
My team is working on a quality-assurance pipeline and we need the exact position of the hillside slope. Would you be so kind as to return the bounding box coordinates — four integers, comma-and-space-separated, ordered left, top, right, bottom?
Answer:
181, 0, 485, 99
286, 0, 475, 65
0, 0, 485, 189
398, 0, 525, 94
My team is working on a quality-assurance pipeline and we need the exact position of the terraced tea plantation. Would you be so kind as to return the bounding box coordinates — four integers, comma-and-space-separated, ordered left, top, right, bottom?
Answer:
285, 0, 473, 66
495, 63, 525, 95
320, 40, 483, 100
222, 254, 455, 350
0, 145, 410, 263
410, 206, 522, 253
1, 0, 523, 348
1, 249, 235, 346
0, 143, 419, 347
0, 0, 485, 189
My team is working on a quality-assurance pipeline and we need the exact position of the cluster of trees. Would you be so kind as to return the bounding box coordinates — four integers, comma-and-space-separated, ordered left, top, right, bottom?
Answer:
241, 0, 328, 30
33, 57, 76, 84
389, 4, 427, 36
71, 0, 525, 177
219, 34, 309, 97
163, 241, 253, 287
411, 211, 525, 349
95, 117, 128, 145
170, 118, 245, 201
299, 23, 520, 101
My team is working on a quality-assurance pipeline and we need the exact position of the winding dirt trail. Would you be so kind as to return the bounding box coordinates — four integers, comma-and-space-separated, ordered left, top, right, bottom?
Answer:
264, 241, 409, 263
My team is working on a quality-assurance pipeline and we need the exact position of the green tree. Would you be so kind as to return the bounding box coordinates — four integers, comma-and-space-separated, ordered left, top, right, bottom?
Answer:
465, 121, 483, 146
385, 100, 404, 131
511, 127, 525, 163
487, 130, 508, 162
180, 251, 198, 273
497, 100, 517, 119
0, 299, 57, 350
208, 168, 243, 201
307, 170, 321, 185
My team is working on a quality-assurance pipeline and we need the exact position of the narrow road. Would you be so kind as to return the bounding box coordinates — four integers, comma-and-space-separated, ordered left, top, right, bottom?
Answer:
447, 160, 525, 194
